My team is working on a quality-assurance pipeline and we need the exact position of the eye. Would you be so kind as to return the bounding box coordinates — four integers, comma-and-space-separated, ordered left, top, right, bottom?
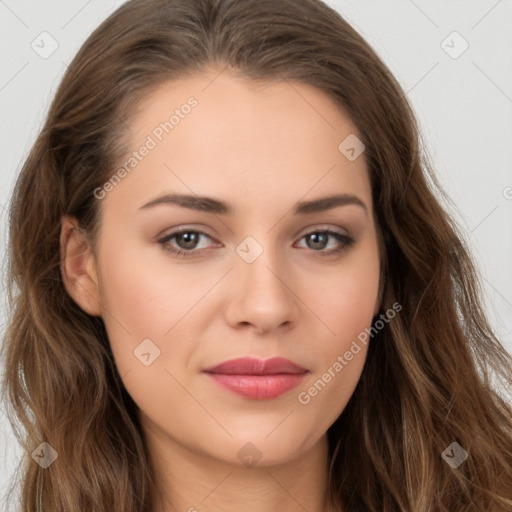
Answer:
295, 229, 355, 256
157, 227, 355, 258
158, 228, 216, 258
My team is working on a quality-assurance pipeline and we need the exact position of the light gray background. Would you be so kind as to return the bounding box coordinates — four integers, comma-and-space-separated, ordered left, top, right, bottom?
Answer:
1, 0, 511, 508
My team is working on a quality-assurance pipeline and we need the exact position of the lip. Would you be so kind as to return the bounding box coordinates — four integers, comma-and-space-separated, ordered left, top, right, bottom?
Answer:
202, 357, 309, 400
203, 356, 307, 375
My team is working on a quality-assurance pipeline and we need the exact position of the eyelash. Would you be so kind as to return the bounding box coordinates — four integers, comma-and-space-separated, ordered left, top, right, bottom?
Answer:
158, 227, 355, 259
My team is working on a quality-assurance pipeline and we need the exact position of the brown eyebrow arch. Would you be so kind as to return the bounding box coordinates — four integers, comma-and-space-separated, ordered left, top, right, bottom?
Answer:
138, 193, 368, 215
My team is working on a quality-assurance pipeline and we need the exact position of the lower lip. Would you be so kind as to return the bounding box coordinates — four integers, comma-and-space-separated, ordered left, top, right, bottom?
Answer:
203, 372, 308, 400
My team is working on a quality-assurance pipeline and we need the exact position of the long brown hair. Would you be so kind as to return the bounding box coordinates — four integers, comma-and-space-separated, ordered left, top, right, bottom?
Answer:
2, 0, 511, 510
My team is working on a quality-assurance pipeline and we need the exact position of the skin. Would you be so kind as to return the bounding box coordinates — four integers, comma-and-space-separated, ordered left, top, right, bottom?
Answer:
60, 67, 382, 512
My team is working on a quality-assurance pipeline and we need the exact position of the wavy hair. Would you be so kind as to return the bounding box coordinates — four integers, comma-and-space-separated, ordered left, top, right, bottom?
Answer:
2, 0, 512, 510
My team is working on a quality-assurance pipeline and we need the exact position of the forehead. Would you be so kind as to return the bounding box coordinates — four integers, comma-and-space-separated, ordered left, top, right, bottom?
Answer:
106, 68, 371, 217
131, 68, 361, 149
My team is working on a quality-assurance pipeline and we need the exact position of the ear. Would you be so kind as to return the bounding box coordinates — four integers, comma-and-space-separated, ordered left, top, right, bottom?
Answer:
60, 215, 102, 316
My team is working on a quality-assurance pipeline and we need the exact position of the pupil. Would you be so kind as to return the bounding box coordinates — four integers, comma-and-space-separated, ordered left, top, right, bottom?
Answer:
179, 232, 198, 249
309, 233, 327, 249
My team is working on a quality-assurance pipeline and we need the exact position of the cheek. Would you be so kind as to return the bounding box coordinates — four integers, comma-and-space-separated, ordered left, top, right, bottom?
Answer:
314, 243, 380, 346
295, 273, 377, 433
94, 239, 193, 374
97, 237, 197, 331
296, 238, 379, 414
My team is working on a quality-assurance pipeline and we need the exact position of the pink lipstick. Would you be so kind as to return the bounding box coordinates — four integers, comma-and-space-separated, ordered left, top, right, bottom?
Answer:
202, 357, 308, 400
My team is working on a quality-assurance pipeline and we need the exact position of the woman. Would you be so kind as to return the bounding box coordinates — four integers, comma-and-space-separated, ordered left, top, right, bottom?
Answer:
2, 0, 511, 510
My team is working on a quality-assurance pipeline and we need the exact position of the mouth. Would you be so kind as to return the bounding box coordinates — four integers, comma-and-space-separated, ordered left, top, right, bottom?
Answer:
202, 357, 309, 400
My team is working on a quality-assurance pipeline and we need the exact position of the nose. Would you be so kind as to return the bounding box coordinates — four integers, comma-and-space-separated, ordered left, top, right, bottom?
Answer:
224, 244, 299, 334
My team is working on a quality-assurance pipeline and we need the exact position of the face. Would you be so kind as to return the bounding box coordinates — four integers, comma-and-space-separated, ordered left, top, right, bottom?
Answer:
63, 68, 381, 468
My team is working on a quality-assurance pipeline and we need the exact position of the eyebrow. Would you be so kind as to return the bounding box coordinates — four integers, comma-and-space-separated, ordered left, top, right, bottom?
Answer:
138, 192, 368, 215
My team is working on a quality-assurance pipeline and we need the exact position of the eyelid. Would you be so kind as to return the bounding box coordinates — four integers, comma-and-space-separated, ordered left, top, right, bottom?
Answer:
157, 223, 354, 259
299, 224, 349, 237
158, 223, 349, 244
158, 227, 218, 247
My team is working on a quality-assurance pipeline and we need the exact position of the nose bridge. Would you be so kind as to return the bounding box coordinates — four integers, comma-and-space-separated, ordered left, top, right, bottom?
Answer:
227, 232, 297, 331
236, 232, 288, 296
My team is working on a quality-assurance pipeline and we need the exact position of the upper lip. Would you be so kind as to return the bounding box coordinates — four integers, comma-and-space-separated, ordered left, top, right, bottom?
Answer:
202, 357, 308, 375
